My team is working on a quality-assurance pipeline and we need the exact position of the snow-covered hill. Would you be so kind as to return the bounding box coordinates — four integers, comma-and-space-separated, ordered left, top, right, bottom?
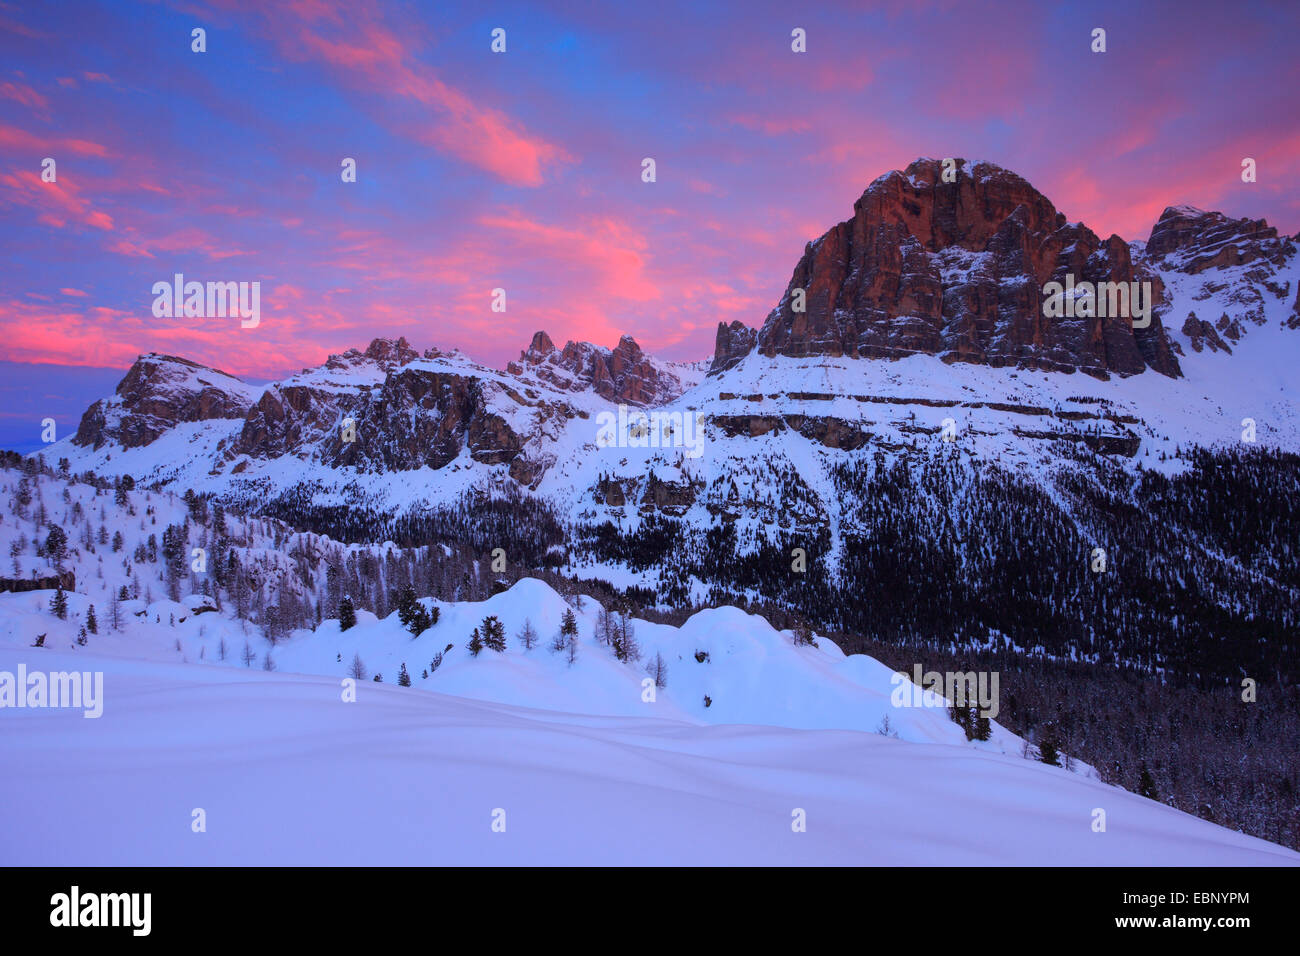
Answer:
2, 639, 1294, 865
1, 466, 1297, 864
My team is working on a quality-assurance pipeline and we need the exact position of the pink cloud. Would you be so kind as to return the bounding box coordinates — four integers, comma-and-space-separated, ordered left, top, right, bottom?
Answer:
270, 10, 571, 187
0, 80, 48, 114
0, 169, 114, 231
728, 114, 812, 136
0, 124, 110, 157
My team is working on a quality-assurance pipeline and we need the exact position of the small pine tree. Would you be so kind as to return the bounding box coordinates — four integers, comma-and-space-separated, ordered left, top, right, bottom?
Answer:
241, 641, 255, 667
1038, 726, 1061, 767
518, 618, 538, 651
565, 633, 579, 666
561, 608, 578, 638
407, 601, 432, 637
85, 604, 97, 635
467, 628, 484, 657
1137, 762, 1159, 800
50, 587, 68, 620
395, 585, 417, 628
397, 663, 411, 686
973, 710, 992, 742
481, 615, 506, 652
950, 701, 975, 741
339, 594, 357, 632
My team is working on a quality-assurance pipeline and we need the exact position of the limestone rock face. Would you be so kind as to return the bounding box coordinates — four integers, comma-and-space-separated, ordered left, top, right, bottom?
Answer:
746, 158, 1182, 379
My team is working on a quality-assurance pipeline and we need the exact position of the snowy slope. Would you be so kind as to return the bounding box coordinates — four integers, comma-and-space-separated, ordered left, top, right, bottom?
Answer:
3, 460, 1298, 864
1, 643, 1294, 866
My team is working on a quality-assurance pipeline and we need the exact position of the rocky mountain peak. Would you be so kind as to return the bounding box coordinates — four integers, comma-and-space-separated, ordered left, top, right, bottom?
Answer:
747, 157, 1180, 380
511, 332, 686, 406
1146, 206, 1293, 274
324, 336, 419, 373
71, 353, 257, 450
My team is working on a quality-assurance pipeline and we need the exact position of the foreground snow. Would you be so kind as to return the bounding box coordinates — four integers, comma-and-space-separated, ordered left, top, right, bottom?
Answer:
2, 642, 1296, 865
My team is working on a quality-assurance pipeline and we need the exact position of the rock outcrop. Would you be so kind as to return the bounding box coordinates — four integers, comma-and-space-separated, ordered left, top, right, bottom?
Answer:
510, 332, 690, 406
708, 321, 758, 375
1145, 206, 1298, 337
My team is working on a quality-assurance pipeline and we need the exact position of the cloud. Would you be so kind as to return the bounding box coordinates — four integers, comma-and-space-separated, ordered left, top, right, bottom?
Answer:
0, 124, 110, 157
271, 8, 572, 186
0, 80, 48, 116
0, 169, 114, 231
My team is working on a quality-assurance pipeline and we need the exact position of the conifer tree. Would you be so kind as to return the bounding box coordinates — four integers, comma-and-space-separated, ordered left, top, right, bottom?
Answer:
1138, 762, 1159, 800
339, 594, 357, 632
398, 663, 411, 686
481, 615, 506, 652
950, 701, 975, 740
467, 627, 484, 657
51, 587, 68, 620
85, 604, 97, 635
1038, 726, 1061, 766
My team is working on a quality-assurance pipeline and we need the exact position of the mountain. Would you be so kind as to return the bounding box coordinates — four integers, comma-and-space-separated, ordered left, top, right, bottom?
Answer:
73, 352, 261, 450
742, 157, 1180, 379
62, 332, 703, 492
40, 160, 1300, 693
54, 159, 1299, 495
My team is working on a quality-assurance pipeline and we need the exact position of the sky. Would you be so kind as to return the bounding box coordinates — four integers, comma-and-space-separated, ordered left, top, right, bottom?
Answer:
1, 0, 1297, 449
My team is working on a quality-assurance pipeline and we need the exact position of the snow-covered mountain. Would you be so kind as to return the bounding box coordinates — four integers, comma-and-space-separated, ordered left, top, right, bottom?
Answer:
51, 160, 1298, 510
2, 466, 1295, 865
39, 163, 1298, 662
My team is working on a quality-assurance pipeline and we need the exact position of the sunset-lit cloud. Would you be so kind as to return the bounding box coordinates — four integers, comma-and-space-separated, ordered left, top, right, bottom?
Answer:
0, 0, 1295, 392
